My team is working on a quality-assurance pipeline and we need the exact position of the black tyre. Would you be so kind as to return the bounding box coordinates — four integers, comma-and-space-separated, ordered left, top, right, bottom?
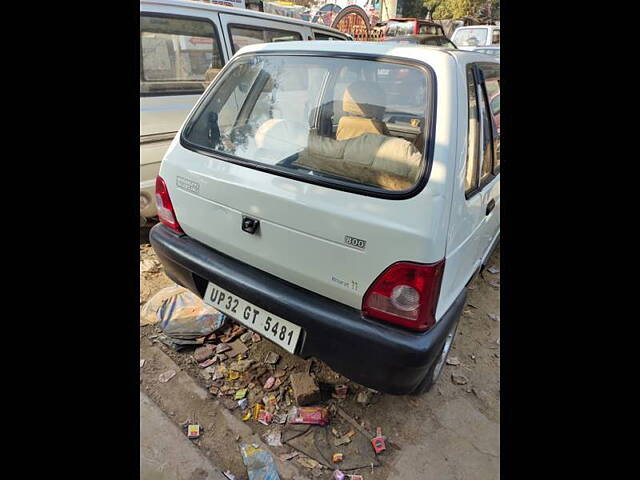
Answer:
411, 322, 459, 395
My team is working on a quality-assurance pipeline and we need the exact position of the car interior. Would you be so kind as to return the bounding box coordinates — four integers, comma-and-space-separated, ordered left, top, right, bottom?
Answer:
185, 57, 430, 191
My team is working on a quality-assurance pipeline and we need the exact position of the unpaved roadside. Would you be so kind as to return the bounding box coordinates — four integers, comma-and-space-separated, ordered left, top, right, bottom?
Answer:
140, 225, 500, 479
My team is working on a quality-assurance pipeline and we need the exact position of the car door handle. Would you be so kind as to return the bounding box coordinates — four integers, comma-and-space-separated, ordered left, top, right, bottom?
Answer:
486, 199, 496, 215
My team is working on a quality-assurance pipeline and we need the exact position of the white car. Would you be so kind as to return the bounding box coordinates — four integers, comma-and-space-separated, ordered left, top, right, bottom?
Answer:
150, 41, 500, 395
451, 25, 500, 51
473, 46, 500, 61
139, 0, 349, 225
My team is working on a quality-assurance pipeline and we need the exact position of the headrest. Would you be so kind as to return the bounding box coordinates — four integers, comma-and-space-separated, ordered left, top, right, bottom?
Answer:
342, 81, 386, 119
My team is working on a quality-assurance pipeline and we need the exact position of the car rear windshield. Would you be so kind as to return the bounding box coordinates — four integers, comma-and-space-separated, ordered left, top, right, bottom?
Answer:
386, 21, 415, 37
452, 28, 488, 46
182, 54, 432, 194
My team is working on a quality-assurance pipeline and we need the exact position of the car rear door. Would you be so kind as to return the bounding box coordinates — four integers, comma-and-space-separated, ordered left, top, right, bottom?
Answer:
473, 63, 500, 262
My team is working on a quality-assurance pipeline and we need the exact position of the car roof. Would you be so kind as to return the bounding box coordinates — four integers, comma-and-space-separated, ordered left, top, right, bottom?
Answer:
236, 40, 498, 66
141, 0, 346, 35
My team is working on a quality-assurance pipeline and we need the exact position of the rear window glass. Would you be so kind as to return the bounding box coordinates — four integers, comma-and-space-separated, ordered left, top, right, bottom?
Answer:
420, 37, 439, 46
418, 24, 443, 35
182, 55, 431, 193
452, 28, 488, 46
386, 21, 415, 37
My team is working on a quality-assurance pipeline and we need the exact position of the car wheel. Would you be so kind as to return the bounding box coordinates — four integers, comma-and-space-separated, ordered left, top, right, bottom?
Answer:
412, 322, 459, 395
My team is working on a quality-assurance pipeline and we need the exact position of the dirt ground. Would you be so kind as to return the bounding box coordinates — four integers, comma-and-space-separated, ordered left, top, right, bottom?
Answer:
140, 225, 500, 480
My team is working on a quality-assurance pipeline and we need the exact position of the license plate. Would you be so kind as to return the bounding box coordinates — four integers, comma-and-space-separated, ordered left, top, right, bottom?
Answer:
203, 282, 302, 354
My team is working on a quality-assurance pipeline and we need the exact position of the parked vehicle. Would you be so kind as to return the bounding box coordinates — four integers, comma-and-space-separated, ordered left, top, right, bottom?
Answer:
473, 46, 500, 60
140, 0, 349, 226
384, 18, 446, 38
451, 25, 500, 50
383, 34, 457, 49
150, 41, 500, 395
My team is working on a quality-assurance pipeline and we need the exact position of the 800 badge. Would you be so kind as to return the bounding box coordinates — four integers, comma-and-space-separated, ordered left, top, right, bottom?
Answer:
345, 235, 367, 250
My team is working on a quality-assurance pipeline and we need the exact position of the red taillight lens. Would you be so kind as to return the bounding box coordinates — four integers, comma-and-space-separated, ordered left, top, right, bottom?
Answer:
362, 260, 445, 332
155, 176, 183, 233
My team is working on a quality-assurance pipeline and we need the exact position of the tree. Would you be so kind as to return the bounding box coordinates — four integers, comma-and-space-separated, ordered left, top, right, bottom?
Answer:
423, 1, 443, 20
396, 0, 499, 22
476, 0, 500, 23
433, 0, 477, 20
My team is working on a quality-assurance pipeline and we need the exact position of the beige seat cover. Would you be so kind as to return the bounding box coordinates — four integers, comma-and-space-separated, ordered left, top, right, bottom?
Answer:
336, 81, 388, 141
294, 133, 423, 191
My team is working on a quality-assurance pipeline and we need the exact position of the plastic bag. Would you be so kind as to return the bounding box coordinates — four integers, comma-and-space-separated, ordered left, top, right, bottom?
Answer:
140, 285, 226, 338
240, 443, 280, 480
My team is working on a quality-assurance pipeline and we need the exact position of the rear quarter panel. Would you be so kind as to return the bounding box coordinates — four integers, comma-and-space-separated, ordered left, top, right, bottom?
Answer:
439, 56, 498, 316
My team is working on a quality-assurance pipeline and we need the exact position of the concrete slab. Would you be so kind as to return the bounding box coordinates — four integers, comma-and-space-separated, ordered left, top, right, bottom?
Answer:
140, 391, 227, 480
140, 343, 307, 480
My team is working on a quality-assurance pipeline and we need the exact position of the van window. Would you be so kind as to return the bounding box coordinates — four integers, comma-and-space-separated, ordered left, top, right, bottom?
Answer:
229, 26, 302, 53
314, 32, 345, 41
140, 15, 224, 95
465, 67, 480, 195
492, 29, 500, 44
183, 55, 432, 194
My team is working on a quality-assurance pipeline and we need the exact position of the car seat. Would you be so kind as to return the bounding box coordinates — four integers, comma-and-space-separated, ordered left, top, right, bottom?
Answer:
336, 81, 389, 141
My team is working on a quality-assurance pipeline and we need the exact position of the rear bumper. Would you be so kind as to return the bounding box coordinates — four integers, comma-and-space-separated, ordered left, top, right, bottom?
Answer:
150, 224, 467, 394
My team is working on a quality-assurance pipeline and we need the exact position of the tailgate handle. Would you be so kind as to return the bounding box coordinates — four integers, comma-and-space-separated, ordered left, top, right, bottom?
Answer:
486, 199, 496, 215
242, 216, 260, 235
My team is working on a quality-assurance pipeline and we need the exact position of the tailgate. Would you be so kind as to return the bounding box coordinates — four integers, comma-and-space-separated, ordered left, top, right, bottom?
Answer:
160, 144, 447, 310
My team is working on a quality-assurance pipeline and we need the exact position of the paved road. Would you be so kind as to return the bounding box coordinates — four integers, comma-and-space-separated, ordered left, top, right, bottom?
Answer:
140, 391, 227, 480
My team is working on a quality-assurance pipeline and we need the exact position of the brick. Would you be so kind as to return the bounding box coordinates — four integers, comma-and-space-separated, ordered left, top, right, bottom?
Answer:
290, 372, 320, 406
193, 344, 215, 363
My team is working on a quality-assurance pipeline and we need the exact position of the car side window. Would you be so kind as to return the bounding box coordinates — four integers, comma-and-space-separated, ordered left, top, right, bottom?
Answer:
477, 81, 494, 182
492, 30, 500, 44
314, 32, 344, 41
480, 64, 500, 173
229, 25, 302, 53
229, 26, 263, 52
465, 66, 480, 197
140, 14, 224, 96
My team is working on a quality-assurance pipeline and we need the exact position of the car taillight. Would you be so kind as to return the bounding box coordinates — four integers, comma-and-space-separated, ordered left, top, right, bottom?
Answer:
155, 176, 183, 234
362, 260, 445, 332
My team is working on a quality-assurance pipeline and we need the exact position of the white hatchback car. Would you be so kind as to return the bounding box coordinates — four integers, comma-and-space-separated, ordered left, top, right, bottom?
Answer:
150, 41, 500, 394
